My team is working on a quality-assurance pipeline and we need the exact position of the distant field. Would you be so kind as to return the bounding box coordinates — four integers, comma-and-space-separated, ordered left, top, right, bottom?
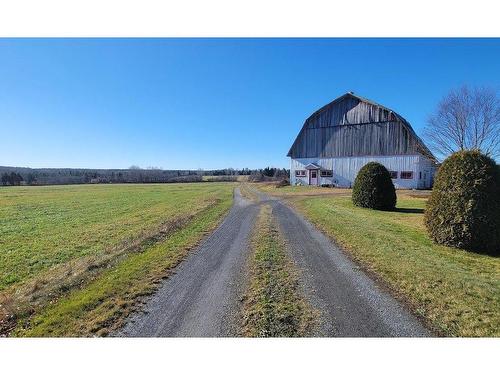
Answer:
256, 184, 500, 337
0, 183, 234, 335
202, 175, 249, 182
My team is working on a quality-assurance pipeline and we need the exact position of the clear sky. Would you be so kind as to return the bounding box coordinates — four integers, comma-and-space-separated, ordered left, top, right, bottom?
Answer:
1, 38, 499, 169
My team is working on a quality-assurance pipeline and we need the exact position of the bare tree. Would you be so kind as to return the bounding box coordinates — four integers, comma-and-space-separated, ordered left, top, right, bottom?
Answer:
424, 85, 500, 160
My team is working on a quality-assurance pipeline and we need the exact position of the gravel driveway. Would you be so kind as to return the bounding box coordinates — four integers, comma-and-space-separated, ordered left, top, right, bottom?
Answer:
118, 188, 258, 337
118, 186, 430, 337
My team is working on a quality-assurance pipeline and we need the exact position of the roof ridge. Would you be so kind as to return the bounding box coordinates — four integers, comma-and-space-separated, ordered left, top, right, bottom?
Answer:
346, 93, 436, 161
287, 92, 437, 161
308, 92, 405, 123
346, 92, 410, 123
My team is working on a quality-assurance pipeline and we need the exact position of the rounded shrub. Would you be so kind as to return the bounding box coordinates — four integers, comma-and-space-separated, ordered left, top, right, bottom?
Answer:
424, 150, 500, 254
352, 162, 397, 210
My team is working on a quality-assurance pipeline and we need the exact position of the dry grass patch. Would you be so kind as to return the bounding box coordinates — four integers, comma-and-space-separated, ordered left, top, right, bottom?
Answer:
255, 183, 351, 198
239, 183, 260, 202
241, 204, 316, 337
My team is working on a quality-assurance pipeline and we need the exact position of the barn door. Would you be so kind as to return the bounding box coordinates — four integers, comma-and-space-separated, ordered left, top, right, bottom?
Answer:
423, 171, 429, 189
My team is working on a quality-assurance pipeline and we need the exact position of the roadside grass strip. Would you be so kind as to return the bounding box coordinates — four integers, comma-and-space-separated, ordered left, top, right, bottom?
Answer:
239, 183, 260, 202
241, 204, 316, 337
292, 195, 500, 337
13, 193, 233, 337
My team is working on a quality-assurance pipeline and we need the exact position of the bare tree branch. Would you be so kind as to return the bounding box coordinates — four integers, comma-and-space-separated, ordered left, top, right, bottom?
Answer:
424, 85, 500, 160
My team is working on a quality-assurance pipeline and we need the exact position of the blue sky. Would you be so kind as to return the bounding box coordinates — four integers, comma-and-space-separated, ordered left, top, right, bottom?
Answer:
1, 38, 499, 169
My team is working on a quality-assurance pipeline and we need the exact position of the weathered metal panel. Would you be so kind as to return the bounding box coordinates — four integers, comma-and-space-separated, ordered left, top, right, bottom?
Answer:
288, 93, 435, 161
290, 121, 423, 159
304, 95, 400, 128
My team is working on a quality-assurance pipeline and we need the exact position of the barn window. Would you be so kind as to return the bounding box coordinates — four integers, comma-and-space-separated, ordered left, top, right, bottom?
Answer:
295, 170, 306, 177
419, 172, 422, 179
401, 171, 413, 179
389, 171, 398, 179
320, 170, 333, 177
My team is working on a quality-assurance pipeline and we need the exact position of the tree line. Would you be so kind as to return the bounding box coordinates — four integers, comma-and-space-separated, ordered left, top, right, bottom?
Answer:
204, 167, 288, 177
1, 172, 24, 186
0, 166, 290, 186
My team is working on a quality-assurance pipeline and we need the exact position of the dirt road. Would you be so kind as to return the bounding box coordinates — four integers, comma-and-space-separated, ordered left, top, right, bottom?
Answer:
118, 187, 430, 337
119, 188, 258, 336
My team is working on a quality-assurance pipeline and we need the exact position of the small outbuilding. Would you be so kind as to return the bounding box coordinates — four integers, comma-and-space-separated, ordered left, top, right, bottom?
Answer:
287, 92, 437, 189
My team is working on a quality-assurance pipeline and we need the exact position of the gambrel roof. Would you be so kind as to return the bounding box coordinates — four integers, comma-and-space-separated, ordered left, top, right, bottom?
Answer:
287, 92, 436, 161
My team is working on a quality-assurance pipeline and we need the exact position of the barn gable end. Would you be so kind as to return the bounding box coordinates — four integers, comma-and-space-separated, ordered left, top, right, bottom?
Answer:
287, 93, 435, 161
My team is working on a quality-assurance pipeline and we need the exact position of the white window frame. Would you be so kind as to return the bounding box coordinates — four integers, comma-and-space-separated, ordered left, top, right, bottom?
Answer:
295, 170, 306, 177
320, 170, 333, 177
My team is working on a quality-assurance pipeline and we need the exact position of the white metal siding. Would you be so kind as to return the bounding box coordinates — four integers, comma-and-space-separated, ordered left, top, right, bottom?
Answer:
290, 155, 436, 189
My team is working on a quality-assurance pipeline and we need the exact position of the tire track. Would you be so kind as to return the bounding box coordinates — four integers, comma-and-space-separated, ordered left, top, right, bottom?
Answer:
118, 188, 259, 337
119, 185, 430, 337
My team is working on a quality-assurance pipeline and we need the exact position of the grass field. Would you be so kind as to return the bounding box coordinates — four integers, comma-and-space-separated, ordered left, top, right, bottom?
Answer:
0, 183, 234, 336
241, 204, 315, 337
256, 183, 353, 197
256, 184, 500, 337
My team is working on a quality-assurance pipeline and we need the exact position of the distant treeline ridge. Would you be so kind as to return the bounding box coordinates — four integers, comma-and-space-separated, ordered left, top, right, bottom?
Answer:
0, 166, 289, 186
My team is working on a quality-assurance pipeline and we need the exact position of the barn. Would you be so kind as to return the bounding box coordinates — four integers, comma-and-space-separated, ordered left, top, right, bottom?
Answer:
287, 92, 437, 189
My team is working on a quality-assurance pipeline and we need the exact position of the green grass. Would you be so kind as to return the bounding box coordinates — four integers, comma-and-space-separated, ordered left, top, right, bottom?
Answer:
0, 183, 234, 289
241, 204, 316, 337
291, 194, 500, 337
0, 183, 234, 336
17, 196, 232, 337
256, 183, 351, 197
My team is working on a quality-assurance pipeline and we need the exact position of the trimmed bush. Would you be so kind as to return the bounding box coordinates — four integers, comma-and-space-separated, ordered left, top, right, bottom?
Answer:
424, 150, 500, 254
352, 162, 397, 210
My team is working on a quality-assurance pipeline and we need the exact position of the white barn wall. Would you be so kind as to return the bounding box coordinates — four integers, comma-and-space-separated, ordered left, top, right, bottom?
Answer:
291, 155, 435, 189
417, 156, 437, 189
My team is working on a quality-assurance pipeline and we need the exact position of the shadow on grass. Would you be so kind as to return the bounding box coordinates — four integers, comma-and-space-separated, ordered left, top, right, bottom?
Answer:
394, 207, 424, 214
463, 246, 500, 258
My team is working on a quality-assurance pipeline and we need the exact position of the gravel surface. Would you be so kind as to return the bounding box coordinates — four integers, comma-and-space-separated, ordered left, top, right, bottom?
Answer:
271, 199, 430, 337
118, 186, 430, 337
118, 188, 258, 337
